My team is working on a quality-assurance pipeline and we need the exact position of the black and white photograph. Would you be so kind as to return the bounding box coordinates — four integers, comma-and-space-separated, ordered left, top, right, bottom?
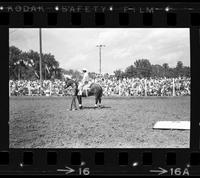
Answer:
9, 28, 190, 148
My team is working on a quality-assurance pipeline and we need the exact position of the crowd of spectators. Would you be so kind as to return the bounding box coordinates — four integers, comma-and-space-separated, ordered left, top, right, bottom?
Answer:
9, 79, 70, 96
95, 77, 190, 96
9, 77, 190, 97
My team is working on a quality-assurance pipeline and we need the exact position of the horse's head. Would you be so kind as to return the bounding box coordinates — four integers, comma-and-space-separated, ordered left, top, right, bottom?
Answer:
63, 74, 72, 87
64, 77, 78, 89
64, 78, 74, 88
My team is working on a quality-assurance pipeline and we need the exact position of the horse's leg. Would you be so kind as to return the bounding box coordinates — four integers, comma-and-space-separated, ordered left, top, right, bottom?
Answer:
77, 95, 80, 105
79, 96, 82, 109
95, 97, 98, 108
77, 95, 82, 109
98, 97, 102, 107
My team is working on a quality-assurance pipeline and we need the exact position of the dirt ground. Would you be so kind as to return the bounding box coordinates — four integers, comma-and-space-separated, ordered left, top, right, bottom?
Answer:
9, 96, 190, 148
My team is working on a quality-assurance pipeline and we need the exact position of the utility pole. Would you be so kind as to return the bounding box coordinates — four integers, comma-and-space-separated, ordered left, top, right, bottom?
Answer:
39, 28, 42, 95
96, 44, 105, 74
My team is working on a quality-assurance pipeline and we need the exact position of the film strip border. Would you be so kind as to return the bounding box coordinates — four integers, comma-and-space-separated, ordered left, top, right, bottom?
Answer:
0, 150, 200, 175
1, 1, 200, 176
0, 2, 200, 27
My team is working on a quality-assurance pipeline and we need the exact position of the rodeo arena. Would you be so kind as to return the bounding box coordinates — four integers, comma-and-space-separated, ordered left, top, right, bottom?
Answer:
9, 29, 190, 149
9, 74, 191, 148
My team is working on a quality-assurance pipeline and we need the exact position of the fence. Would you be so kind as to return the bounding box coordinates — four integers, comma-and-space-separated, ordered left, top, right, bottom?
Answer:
140, 78, 176, 96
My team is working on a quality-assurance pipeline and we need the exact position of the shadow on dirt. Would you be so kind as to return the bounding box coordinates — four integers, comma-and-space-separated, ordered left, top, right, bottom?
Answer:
81, 106, 111, 110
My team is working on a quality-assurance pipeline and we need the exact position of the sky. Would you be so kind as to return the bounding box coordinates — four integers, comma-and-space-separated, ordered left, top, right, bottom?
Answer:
9, 28, 190, 74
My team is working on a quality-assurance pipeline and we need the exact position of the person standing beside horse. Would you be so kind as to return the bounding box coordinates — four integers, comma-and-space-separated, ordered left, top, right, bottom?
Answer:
69, 82, 78, 111
63, 74, 78, 111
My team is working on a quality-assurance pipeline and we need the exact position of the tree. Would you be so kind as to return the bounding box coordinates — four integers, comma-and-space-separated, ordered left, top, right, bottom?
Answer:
134, 59, 152, 78
125, 65, 136, 78
9, 46, 61, 80
23, 50, 40, 80
175, 61, 184, 77
163, 63, 169, 70
182, 66, 190, 77
42, 53, 59, 80
9, 46, 23, 80
151, 64, 165, 78
113, 69, 124, 79
167, 68, 176, 78
54, 67, 62, 79
162, 63, 173, 78
9, 47, 34, 80
176, 61, 183, 69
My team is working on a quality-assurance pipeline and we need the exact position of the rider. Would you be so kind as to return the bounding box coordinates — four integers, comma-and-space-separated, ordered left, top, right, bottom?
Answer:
78, 68, 90, 96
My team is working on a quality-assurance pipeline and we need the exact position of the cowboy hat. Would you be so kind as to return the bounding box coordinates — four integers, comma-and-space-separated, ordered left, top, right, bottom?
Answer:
82, 68, 87, 72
